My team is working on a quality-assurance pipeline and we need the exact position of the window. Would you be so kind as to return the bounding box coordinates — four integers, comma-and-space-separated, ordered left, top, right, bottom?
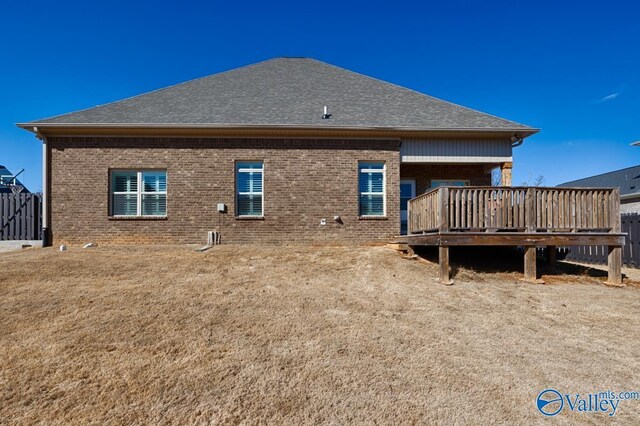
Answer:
359, 162, 385, 216
111, 170, 167, 216
236, 161, 263, 216
431, 180, 469, 188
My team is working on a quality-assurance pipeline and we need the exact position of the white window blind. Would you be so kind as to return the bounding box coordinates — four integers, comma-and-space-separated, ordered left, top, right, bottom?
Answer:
236, 162, 263, 216
111, 170, 167, 216
359, 162, 385, 216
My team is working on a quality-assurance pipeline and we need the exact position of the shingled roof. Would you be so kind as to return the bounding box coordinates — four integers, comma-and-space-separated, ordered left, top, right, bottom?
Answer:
20, 58, 536, 133
0, 165, 29, 194
558, 165, 640, 198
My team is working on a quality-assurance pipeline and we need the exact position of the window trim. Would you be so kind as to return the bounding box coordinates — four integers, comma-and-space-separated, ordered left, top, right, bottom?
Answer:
358, 161, 386, 218
110, 169, 167, 217
235, 161, 264, 218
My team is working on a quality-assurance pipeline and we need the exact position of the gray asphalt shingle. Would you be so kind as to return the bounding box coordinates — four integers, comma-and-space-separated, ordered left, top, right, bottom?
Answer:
25, 58, 534, 131
0, 165, 29, 193
558, 165, 640, 197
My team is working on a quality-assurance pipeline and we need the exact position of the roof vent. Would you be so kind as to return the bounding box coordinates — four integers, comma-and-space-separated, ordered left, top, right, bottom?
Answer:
321, 106, 332, 119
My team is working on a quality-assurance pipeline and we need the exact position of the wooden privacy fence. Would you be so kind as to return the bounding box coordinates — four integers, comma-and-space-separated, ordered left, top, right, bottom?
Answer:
559, 214, 639, 268
408, 186, 620, 234
0, 193, 42, 240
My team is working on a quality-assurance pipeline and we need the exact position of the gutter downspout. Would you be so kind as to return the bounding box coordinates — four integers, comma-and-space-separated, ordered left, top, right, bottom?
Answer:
511, 136, 524, 148
33, 127, 50, 246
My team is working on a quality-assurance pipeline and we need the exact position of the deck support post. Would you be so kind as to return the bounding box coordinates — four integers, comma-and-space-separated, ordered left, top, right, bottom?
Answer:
439, 246, 453, 285
523, 246, 540, 283
606, 246, 623, 286
438, 187, 449, 232
546, 246, 556, 265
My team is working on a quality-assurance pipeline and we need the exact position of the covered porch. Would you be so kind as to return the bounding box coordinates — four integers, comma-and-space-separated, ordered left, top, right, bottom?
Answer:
398, 186, 625, 285
398, 137, 515, 234
399, 161, 511, 234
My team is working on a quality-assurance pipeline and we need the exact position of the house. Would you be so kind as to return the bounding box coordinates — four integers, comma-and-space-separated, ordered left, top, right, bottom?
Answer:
0, 165, 29, 194
18, 57, 540, 245
558, 165, 640, 214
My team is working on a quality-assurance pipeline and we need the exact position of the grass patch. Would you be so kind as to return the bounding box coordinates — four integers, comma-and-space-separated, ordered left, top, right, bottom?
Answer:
1, 245, 639, 423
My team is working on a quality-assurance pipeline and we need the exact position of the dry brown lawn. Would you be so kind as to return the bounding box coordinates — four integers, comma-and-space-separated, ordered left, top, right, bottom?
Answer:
1, 245, 639, 424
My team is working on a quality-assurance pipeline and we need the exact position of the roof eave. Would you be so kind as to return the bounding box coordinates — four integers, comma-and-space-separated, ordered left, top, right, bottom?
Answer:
17, 122, 539, 139
621, 192, 640, 200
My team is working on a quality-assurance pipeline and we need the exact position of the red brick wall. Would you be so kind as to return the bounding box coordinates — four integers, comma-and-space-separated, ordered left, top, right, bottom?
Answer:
48, 137, 401, 245
400, 164, 491, 194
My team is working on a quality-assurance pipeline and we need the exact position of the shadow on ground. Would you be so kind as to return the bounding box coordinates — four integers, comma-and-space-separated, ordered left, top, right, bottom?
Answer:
413, 246, 610, 280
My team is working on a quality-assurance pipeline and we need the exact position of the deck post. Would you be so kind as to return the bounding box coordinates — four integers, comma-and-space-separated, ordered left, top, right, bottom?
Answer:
438, 187, 449, 232
407, 198, 411, 234
606, 246, 623, 286
438, 189, 452, 284
546, 245, 556, 265
438, 246, 453, 285
606, 188, 624, 286
523, 246, 538, 283
525, 187, 536, 232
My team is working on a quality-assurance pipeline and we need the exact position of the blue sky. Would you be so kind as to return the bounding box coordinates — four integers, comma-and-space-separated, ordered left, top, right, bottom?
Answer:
1, 0, 638, 191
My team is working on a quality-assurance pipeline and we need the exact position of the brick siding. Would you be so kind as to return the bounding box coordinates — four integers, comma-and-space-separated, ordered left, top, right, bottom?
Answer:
48, 137, 401, 245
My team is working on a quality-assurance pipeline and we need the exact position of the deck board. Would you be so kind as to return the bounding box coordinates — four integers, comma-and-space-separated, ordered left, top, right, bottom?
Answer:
398, 232, 625, 247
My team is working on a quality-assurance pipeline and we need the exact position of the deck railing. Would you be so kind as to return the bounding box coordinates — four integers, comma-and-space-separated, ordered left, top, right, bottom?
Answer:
408, 186, 621, 234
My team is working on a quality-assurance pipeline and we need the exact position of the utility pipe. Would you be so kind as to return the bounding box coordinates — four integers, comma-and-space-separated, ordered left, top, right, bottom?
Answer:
33, 127, 50, 246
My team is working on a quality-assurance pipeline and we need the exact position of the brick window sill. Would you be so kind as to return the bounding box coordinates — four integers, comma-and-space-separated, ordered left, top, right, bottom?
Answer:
358, 216, 388, 220
108, 216, 168, 221
235, 216, 265, 220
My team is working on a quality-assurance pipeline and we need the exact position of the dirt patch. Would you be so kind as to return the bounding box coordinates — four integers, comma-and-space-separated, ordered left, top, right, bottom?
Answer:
1, 245, 639, 424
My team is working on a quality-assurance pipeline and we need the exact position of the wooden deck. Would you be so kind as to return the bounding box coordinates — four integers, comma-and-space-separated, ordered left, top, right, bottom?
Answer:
398, 186, 625, 285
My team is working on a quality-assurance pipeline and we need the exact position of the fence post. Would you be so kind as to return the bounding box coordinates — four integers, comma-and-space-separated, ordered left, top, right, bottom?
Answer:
607, 188, 623, 286
631, 214, 640, 268
0, 193, 5, 240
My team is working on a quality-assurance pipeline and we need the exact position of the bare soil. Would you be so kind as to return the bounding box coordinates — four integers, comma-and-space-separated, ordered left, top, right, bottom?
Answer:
1, 245, 639, 424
